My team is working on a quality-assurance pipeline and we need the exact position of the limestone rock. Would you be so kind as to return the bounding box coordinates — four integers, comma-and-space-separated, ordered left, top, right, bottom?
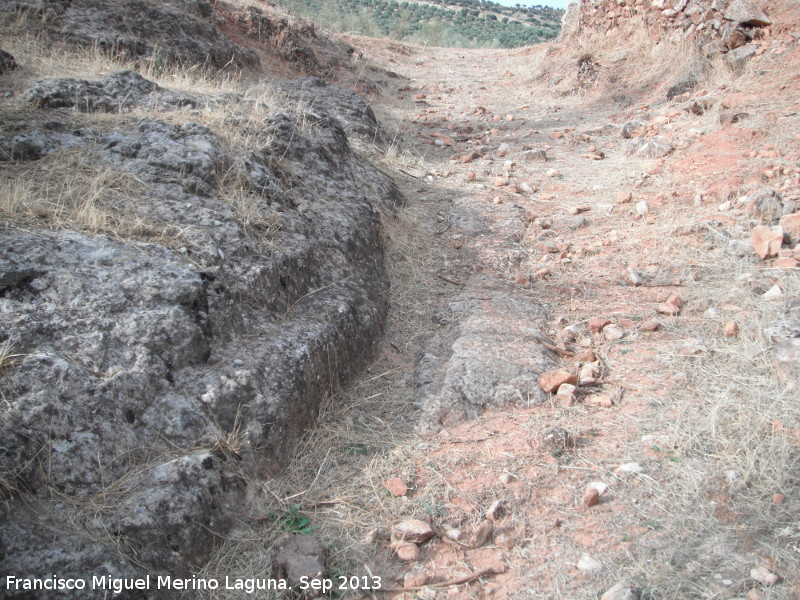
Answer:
269, 77, 391, 148
1, 79, 403, 580
414, 280, 552, 432
636, 136, 673, 158
26, 70, 197, 113
0, 126, 86, 161
393, 520, 434, 544
6, 0, 259, 71
728, 46, 757, 70
724, 0, 771, 27
621, 120, 646, 139
275, 535, 327, 592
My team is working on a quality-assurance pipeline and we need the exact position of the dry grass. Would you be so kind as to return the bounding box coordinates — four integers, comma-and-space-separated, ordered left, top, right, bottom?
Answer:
536, 18, 735, 106
0, 148, 152, 234
637, 254, 800, 596
0, 26, 309, 251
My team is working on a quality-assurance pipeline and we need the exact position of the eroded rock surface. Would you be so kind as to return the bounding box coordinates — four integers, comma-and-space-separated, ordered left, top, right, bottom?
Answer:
415, 280, 552, 432
0, 72, 402, 587
413, 191, 553, 432
3, 0, 258, 70
26, 70, 198, 112
270, 77, 392, 148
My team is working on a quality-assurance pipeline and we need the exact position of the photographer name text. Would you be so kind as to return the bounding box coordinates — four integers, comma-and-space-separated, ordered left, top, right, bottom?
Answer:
6, 574, 382, 595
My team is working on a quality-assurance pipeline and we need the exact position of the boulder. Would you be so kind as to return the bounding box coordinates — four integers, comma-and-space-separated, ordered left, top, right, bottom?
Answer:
636, 136, 673, 158
269, 77, 391, 148
0, 48, 17, 74
723, 0, 771, 27
26, 70, 197, 112
727, 45, 757, 70
414, 280, 552, 432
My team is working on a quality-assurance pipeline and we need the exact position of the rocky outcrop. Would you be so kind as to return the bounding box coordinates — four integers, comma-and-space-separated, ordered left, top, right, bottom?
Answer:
2, 0, 259, 70
270, 77, 391, 148
0, 72, 403, 588
1, 0, 384, 93
563, 0, 773, 51
25, 70, 198, 112
415, 279, 552, 432
413, 193, 553, 432
228, 4, 383, 96
0, 48, 16, 74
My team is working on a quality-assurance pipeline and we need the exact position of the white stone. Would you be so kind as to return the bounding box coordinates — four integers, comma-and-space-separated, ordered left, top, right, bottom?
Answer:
763, 284, 783, 300
577, 554, 603, 571
615, 462, 644, 474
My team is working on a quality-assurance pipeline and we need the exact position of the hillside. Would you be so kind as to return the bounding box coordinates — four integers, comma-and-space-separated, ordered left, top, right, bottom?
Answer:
1, 0, 799, 599
275, 0, 563, 48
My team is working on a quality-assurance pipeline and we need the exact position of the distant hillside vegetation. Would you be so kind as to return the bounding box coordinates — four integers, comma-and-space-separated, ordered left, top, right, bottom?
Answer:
275, 0, 564, 48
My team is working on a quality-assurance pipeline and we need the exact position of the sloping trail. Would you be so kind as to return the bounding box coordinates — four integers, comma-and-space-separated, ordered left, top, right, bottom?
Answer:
372, 45, 696, 598
353, 41, 798, 599
202, 39, 798, 600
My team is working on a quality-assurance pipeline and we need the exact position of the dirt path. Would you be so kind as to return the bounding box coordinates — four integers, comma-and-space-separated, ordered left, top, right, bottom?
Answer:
360, 41, 797, 599
202, 38, 798, 600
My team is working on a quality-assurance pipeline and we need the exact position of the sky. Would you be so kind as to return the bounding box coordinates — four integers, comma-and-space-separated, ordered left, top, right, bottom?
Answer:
492, 0, 573, 9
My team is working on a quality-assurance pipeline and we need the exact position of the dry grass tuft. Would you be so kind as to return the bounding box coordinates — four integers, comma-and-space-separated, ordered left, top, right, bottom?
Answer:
0, 148, 152, 235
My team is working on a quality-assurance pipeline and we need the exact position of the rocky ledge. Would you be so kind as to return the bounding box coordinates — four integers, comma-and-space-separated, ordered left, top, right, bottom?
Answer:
0, 70, 402, 590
